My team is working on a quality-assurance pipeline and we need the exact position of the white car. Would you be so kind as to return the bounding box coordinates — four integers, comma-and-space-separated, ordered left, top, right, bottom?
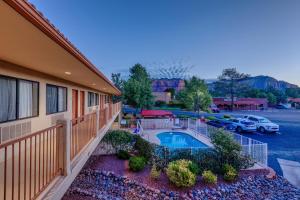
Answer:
243, 115, 279, 133
229, 118, 257, 133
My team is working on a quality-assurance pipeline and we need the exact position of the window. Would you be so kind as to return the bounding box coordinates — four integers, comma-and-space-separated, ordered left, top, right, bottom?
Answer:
46, 84, 67, 114
248, 117, 258, 122
95, 93, 99, 105
105, 95, 110, 103
0, 75, 39, 123
88, 92, 99, 107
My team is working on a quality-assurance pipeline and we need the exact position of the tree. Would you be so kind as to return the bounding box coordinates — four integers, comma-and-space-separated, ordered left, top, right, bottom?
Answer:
215, 68, 250, 111
266, 92, 277, 105
111, 73, 124, 103
286, 88, 300, 98
123, 64, 154, 109
177, 76, 212, 112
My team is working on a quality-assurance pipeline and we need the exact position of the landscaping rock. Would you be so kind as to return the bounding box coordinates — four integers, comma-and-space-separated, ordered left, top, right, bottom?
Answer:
63, 169, 300, 200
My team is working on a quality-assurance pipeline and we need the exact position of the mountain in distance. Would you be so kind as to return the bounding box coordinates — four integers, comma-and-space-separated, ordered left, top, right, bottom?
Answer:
206, 75, 299, 91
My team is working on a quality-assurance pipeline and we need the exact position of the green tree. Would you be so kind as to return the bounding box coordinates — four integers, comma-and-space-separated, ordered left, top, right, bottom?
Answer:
177, 76, 212, 112
123, 64, 153, 109
111, 73, 124, 103
286, 88, 300, 98
215, 68, 249, 111
266, 92, 277, 105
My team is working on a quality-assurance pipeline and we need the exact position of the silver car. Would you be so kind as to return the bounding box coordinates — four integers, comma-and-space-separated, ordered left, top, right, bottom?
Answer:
230, 118, 257, 133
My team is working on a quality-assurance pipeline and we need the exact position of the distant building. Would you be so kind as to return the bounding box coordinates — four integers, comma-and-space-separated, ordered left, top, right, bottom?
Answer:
153, 92, 172, 103
152, 78, 185, 92
213, 98, 268, 110
288, 98, 300, 108
152, 78, 185, 102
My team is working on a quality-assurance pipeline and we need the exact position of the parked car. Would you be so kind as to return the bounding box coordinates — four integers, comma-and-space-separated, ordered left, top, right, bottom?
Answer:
206, 119, 235, 131
243, 115, 279, 133
229, 118, 256, 133
209, 104, 220, 113
275, 104, 289, 109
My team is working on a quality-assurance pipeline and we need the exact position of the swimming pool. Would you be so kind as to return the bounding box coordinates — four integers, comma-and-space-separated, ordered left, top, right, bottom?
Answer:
157, 132, 208, 148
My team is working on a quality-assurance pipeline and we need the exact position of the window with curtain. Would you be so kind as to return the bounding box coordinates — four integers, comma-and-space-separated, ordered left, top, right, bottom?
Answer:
46, 84, 67, 114
0, 76, 39, 123
88, 92, 99, 107
95, 94, 99, 105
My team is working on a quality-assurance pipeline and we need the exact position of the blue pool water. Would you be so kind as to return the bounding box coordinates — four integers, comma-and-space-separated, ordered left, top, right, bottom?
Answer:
157, 132, 208, 148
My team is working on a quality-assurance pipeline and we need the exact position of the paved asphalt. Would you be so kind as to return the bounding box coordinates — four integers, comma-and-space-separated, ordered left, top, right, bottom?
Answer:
123, 107, 300, 175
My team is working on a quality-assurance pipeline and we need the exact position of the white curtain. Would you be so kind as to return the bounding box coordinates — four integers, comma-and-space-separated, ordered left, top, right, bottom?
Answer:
58, 87, 66, 112
0, 77, 16, 122
19, 80, 33, 118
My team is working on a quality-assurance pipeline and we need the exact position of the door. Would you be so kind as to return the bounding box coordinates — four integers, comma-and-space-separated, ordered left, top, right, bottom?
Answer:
72, 89, 78, 120
80, 91, 85, 116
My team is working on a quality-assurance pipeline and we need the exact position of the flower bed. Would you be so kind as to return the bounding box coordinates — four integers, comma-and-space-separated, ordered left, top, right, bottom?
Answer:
63, 155, 300, 200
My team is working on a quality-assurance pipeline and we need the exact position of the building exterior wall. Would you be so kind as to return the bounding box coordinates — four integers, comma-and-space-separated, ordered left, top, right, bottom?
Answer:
0, 61, 110, 144
153, 92, 172, 103
213, 97, 268, 111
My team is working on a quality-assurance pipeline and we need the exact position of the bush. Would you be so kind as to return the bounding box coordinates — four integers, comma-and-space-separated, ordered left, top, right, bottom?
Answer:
102, 130, 133, 151
202, 170, 217, 184
166, 160, 196, 187
134, 135, 154, 161
223, 114, 231, 119
206, 116, 217, 121
117, 150, 131, 160
209, 129, 254, 171
155, 100, 167, 107
223, 164, 238, 182
188, 162, 200, 175
150, 164, 161, 180
129, 156, 146, 172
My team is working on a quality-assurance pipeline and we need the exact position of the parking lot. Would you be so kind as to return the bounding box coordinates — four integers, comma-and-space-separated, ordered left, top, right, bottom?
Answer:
221, 110, 300, 177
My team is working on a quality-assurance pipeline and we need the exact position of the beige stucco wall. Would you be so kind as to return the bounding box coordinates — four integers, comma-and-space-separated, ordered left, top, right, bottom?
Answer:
153, 92, 171, 103
0, 61, 110, 143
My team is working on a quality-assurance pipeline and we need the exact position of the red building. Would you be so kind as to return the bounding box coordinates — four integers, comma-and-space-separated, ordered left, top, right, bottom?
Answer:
213, 98, 268, 111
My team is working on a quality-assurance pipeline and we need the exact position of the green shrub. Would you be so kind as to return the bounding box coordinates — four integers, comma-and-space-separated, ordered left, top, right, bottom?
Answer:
102, 130, 133, 151
134, 135, 154, 161
209, 129, 254, 171
129, 156, 146, 172
222, 164, 238, 181
117, 150, 131, 160
202, 170, 217, 184
155, 100, 167, 107
206, 116, 217, 121
223, 114, 231, 119
191, 149, 221, 174
188, 162, 200, 175
150, 164, 161, 180
166, 159, 196, 187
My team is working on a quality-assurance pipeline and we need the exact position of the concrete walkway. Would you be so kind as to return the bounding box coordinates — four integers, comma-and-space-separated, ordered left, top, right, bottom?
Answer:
278, 158, 300, 188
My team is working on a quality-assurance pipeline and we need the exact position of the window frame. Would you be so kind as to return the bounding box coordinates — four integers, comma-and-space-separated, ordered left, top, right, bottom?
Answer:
88, 91, 99, 107
0, 74, 40, 124
46, 84, 68, 115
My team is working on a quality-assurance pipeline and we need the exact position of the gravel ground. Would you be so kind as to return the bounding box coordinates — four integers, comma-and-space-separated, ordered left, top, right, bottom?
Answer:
63, 155, 300, 200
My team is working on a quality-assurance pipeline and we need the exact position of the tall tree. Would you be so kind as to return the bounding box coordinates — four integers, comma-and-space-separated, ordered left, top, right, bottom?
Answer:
215, 68, 250, 111
111, 73, 124, 103
123, 64, 153, 109
177, 76, 212, 112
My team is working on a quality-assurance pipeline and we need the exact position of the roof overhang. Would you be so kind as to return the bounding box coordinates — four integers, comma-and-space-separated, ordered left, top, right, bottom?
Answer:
0, 0, 121, 95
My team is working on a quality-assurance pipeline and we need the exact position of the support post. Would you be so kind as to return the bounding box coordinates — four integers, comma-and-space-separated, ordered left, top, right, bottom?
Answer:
57, 120, 71, 176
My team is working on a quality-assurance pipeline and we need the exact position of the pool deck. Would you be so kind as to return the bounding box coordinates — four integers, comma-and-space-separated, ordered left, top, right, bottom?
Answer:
141, 128, 213, 148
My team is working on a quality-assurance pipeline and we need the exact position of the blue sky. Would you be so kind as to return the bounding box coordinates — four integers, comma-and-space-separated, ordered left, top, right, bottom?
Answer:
30, 0, 300, 85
